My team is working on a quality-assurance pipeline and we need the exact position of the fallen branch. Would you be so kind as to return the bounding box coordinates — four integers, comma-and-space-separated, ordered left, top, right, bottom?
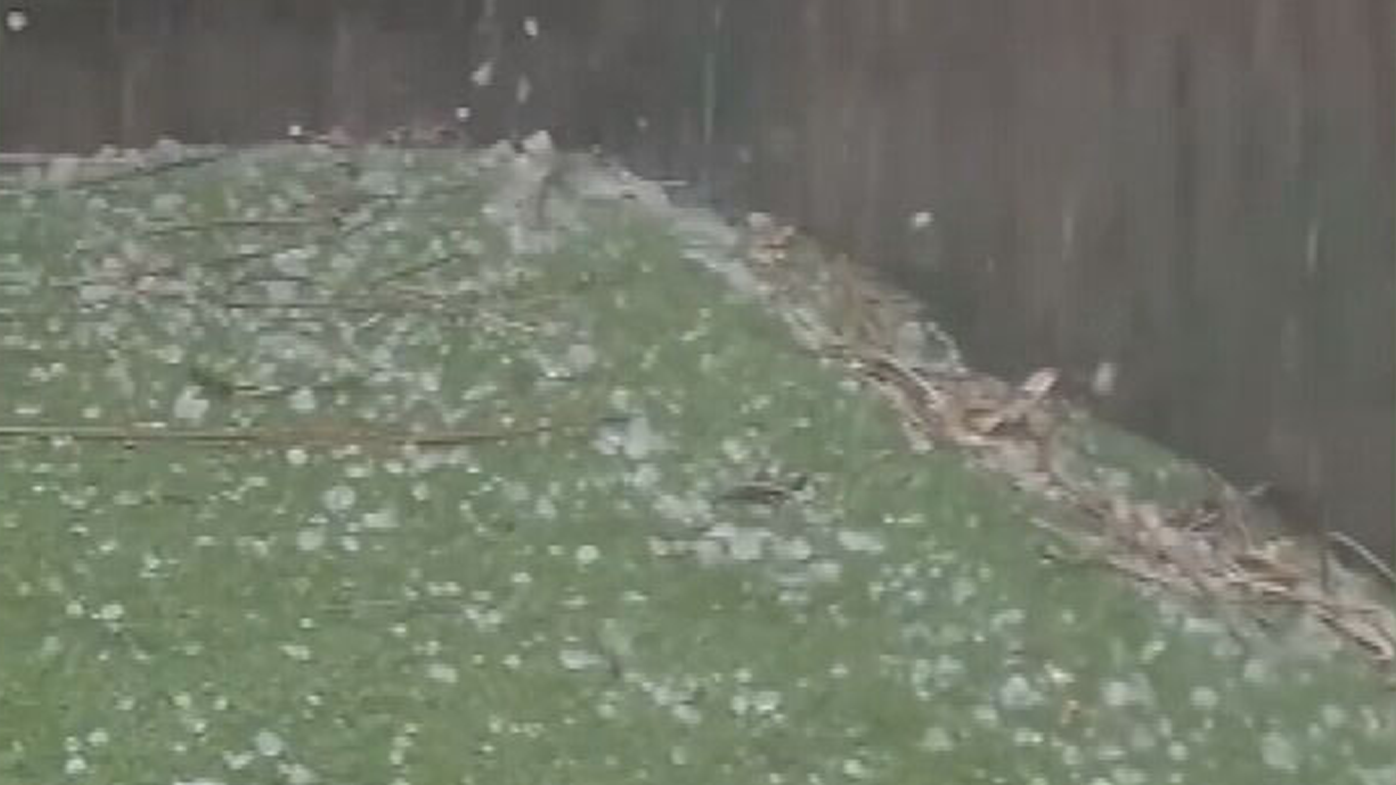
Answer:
1326, 530, 1396, 591
0, 416, 604, 449
143, 217, 318, 238
216, 297, 470, 318
366, 251, 476, 286
67, 148, 237, 191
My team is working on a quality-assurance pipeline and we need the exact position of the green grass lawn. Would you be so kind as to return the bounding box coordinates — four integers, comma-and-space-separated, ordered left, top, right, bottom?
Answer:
0, 143, 1392, 784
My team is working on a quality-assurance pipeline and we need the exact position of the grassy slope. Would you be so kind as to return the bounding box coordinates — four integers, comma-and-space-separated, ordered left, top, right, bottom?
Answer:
0, 146, 1392, 784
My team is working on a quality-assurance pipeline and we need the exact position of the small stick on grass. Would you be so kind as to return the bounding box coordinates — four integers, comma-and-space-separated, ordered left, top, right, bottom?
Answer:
1326, 530, 1396, 591
366, 252, 476, 286
66, 149, 238, 192
143, 217, 318, 238
0, 416, 603, 449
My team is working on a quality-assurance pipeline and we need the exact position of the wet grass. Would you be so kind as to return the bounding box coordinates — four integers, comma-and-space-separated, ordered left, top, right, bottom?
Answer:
0, 144, 1392, 784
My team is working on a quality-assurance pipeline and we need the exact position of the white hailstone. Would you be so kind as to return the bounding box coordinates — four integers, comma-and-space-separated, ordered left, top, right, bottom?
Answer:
809, 560, 842, 583
45, 156, 80, 187
920, 727, 953, 752
253, 729, 285, 757
295, 528, 326, 552
283, 763, 316, 785
1189, 686, 1218, 711
321, 484, 355, 512
287, 387, 316, 413
95, 603, 125, 621
558, 648, 603, 671
520, 129, 554, 158
426, 662, 459, 684
1090, 360, 1118, 397
361, 508, 398, 530
151, 192, 185, 215
836, 529, 885, 555
470, 61, 494, 87
999, 674, 1043, 710
172, 386, 210, 423
621, 415, 662, 460
566, 343, 597, 373
727, 528, 764, 562
1103, 678, 1150, 708
773, 537, 813, 561
1259, 732, 1298, 772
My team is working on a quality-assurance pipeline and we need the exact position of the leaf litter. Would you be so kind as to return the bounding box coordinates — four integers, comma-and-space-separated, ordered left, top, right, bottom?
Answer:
676, 182, 1396, 669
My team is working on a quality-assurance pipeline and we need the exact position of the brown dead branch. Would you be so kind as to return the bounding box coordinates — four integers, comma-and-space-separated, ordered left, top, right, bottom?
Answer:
0, 416, 603, 450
